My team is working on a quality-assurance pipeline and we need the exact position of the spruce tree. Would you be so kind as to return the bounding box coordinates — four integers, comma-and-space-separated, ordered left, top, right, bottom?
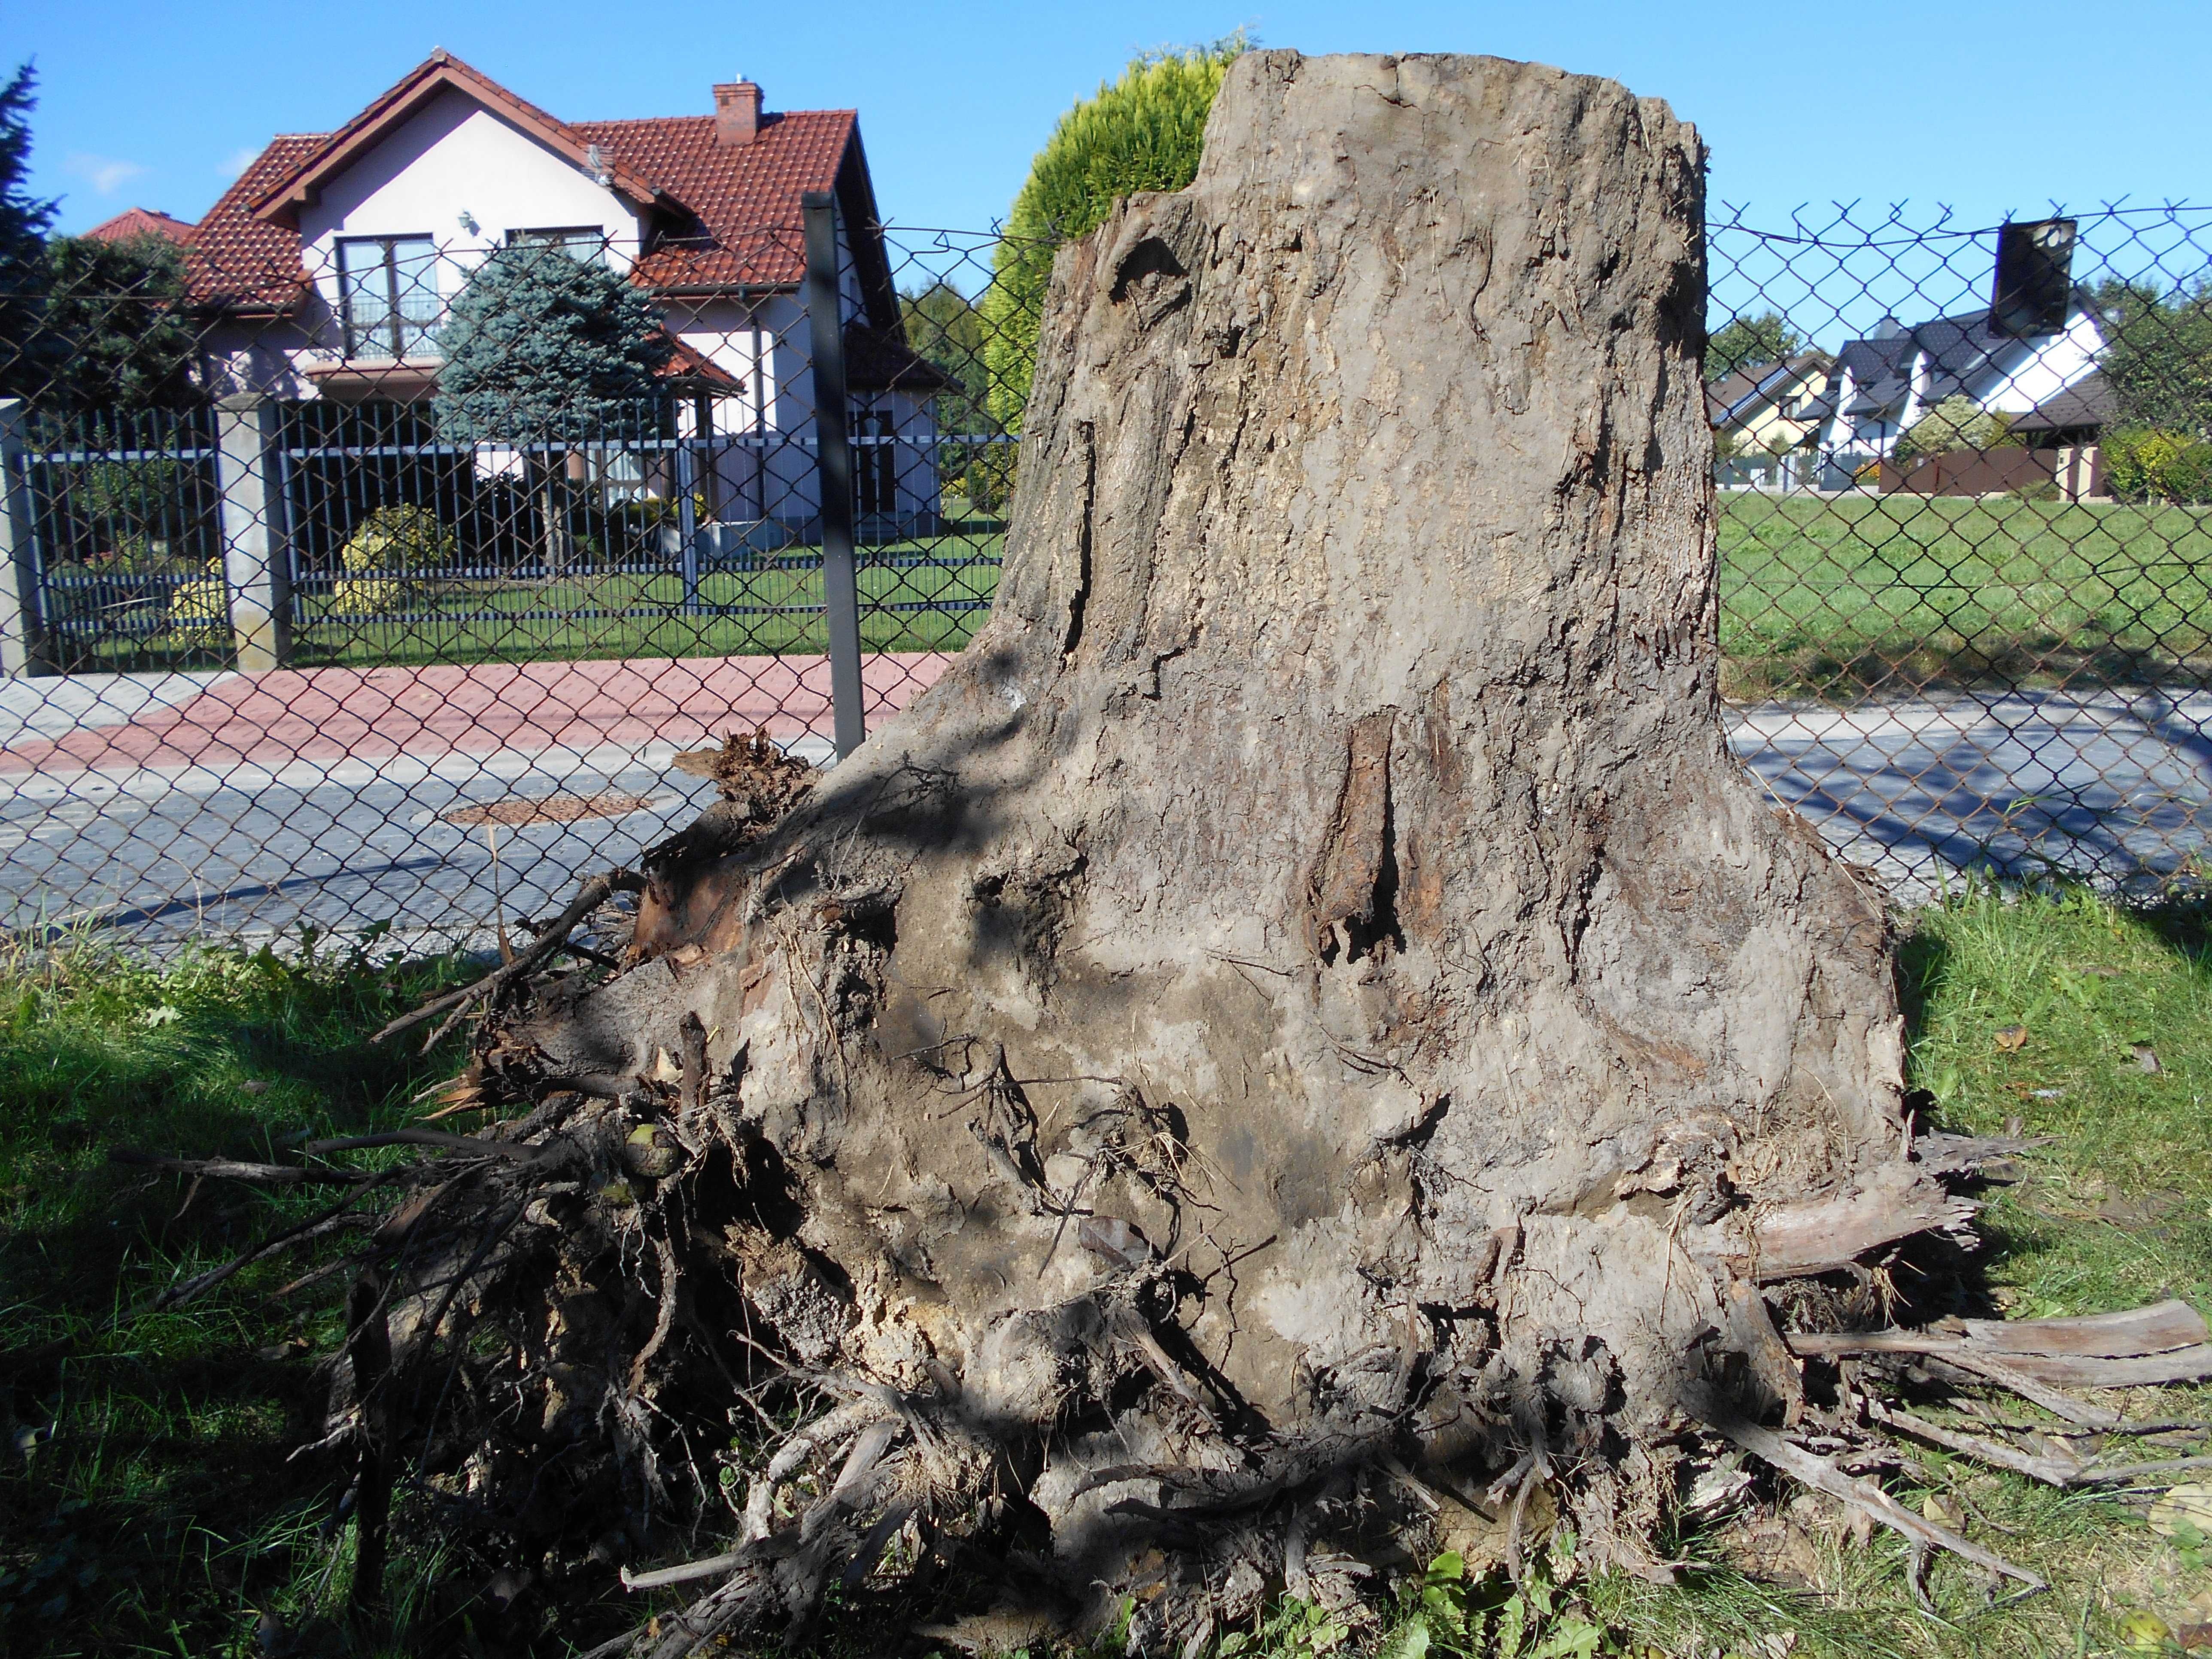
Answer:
42, 231, 198, 410
433, 243, 670, 445
433, 244, 671, 575
0, 63, 61, 401
980, 39, 1243, 430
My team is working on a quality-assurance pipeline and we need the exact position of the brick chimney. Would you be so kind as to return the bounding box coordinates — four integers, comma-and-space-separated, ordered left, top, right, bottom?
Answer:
713, 79, 763, 146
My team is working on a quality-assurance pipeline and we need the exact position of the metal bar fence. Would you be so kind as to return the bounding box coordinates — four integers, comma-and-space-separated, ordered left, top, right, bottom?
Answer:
0, 204, 2204, 950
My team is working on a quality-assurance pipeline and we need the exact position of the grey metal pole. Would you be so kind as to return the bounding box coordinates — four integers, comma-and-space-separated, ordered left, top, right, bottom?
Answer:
213, 394, 293, 671
0, 400, 49, 677
676, 432, 700, 617
802, 189, 866, 760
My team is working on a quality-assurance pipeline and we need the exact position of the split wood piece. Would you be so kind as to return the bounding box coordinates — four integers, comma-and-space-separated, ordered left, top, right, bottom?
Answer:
1788, 1300, 2212, 1392
304, 1127, 550, 1164
1794, 1300, 2206, 1361
1954, 1300, 2209, 1356
1865, 1399, 2084, 1486
1909, 1130, 2054, 1176
152, 1198, 379, 1310
620, 1550, 748, 1592
1687, 1178, 1978, 1282
372, 867, 644, 1048
1927, 1349, 2120, 1428
347, 1269, 394, 1613
1869, 1401, 2212, 1491
2067, 1453, 2212, 1487
1710, 1415, 2047, 1593
109, 1149, 379, 1187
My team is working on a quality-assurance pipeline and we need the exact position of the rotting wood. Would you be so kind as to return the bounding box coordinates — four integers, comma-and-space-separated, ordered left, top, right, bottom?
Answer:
1708, 1415, 2048, 1594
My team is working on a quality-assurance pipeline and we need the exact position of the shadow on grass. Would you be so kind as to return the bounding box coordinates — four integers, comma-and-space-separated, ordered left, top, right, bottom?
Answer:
0, 935, 474, 1656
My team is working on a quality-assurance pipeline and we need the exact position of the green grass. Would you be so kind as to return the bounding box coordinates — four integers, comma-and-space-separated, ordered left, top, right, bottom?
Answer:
0, 927, 470, 1657
48, 536, 1006, 675
4, 892, 2211, 1657
1718, 493, 2212, 700
55, 497, 2212, 703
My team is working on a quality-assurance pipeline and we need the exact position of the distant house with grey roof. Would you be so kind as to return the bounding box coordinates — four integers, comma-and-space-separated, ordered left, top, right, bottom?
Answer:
1707, 350, 1830, 489
1793, 290, 2107, 489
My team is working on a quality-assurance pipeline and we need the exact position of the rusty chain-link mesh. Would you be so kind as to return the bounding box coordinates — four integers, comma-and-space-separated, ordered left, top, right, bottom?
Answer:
0, 220, 1028, 950
1708, 203, 2212, 899
0, 204, 2206, 949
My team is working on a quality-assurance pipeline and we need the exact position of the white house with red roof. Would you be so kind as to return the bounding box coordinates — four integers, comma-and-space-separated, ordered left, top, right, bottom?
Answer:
167, 51, 944, 536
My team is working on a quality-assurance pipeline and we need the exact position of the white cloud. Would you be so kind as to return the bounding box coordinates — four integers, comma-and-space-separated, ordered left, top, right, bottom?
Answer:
64, 152, 148, 196
220, 146, 262, 182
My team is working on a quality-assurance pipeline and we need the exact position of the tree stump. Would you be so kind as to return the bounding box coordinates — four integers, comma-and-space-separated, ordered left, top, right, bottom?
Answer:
511, 48, 1944, 1642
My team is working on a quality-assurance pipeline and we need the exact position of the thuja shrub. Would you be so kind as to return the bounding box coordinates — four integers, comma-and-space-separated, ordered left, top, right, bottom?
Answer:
2106, 425, 2212, 503
981, 37, 1245, 430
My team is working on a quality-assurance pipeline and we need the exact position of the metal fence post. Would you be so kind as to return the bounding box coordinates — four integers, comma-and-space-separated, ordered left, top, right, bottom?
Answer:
0, 400, 49, 677
675, 432, 702, 617
802, 189, 866, 759
213, 394, 292, 672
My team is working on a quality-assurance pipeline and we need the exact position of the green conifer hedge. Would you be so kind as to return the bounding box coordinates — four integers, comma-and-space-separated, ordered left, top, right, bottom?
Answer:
981, 39, 1245, 433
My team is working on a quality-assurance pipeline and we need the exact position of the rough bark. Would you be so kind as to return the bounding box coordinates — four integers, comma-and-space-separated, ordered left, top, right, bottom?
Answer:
495, 47, 1937, 1637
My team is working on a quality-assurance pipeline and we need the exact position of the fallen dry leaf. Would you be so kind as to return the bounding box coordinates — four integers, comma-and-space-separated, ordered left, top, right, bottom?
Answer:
2150, 1483, 2212, 1540
2122, 1611, 2178, 1650
1995, 1024, 2029, 1053
1920, 1491, 1967, 1529
2098, 1189, 2184, 1228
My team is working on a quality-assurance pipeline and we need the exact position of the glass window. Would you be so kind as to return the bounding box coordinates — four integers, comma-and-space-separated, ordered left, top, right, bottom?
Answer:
336, 235, 441, 360
507, 227, 609, 263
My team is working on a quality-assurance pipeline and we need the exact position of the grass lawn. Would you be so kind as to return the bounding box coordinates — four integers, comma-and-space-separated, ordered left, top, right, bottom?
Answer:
3, 887, 2208, 1656
0, 930, 471, 1657
1718, 492, 2212, 701
50, 497, 2212, 704
47, 536, 1007, 675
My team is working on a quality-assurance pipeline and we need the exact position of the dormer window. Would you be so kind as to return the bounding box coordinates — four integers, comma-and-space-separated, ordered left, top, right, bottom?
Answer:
337, 234, 441, 361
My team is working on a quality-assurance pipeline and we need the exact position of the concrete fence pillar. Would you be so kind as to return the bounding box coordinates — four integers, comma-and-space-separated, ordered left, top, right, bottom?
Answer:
0, 400, 49, 677
213, 394, 292, 672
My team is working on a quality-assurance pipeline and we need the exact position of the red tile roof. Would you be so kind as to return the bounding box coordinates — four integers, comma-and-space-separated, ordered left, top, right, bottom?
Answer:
185, 54, 860, 314
187, 135, 324, 313
574, 112, 853, 290
82, 207, 198, 245
659, 334, 745, 391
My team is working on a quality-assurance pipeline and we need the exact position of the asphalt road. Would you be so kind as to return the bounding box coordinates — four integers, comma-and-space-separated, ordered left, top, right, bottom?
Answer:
0, 667, 2205, 951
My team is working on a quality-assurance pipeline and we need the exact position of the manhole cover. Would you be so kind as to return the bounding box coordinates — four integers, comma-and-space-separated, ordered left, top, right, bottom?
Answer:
441, 792, 659, 827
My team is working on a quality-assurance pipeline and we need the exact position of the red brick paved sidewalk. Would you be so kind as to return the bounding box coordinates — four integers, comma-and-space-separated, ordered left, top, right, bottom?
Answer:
0, 653, 949, 774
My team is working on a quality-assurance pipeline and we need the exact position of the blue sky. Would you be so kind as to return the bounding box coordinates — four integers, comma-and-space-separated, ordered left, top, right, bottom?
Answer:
11, 0, 2209, 242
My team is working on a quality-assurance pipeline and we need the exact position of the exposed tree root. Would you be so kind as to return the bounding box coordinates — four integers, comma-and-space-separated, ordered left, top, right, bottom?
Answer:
113, 876, 2212, 1650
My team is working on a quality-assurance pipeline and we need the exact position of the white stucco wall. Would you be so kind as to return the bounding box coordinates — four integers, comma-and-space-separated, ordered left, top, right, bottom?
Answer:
1974, 308, 2106, 413
295, 86, 645, 338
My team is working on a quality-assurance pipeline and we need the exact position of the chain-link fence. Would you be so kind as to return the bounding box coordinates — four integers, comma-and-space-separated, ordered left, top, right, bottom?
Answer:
0, 207, 1029, 949
0, 200, 2207, 948
1708, 203, 2212, 897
